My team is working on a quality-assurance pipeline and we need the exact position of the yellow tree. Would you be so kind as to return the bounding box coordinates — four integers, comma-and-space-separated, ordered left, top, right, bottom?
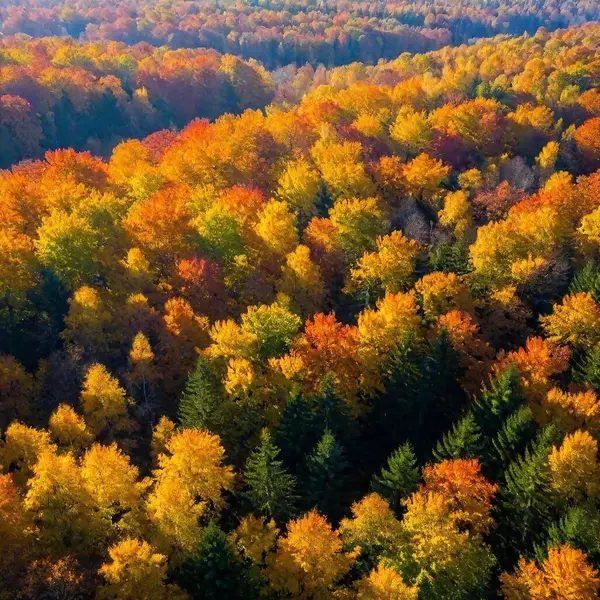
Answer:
267, 510, 356, 599
254, 199, 299, 259
277, 244, 325, 316
146, 428, 234, 550
539, 388, 600, 435
80, 364, 131, 437
49, 404, 93, 451
501, 545, 600, 600
98, 538, 186, 600
541, 292, 600, 349
24, 447, 100, 550
357, 563, 419, 600
276, 158, 321, 218
349, 231, 420, 297
81, 443, 148, 534
549, 430, 600, 503
414, 272, 473, 320
0, 422, 53, 486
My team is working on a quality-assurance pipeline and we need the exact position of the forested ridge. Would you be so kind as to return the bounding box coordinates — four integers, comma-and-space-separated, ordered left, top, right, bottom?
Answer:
3, 8, 600, 600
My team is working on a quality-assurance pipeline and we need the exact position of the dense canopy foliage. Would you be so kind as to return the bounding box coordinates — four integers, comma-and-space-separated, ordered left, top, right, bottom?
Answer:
3, 4, 600, 599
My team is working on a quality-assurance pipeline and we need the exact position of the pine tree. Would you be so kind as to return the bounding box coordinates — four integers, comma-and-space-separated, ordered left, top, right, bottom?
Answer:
171, 521, 260, 600
429, 240, 472, 275
371, 441, 419, 511
489, 406, 537, 472
569, 260, 600, 301
178, 356, 222, 432
547, 505, 600, 564
275, 392, 321, 474
304, 429, 350, 520
433, 412, 483, 461
498, 426, 562, 558
574, 344, 600, 393
413, 330, 467, 454
472, 365, 523, 438
244, 430, 296, 522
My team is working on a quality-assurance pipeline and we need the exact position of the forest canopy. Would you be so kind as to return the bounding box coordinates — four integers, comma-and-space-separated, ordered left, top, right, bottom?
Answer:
3, 4, 600, 600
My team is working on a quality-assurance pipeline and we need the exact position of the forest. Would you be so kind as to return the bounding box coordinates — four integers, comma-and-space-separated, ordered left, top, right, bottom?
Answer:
3, 1, 600, 599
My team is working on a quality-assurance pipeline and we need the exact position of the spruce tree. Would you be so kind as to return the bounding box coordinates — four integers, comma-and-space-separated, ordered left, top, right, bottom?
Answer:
304, 428, 351, 520
569, 260, 600, 301
413, 330, 467, 454
472, 365, 523, 438
547, 505, 600, 564
275, 392, 321, 474
489, 406, 537, 471
574, 344, 600, 393
433, 412, 483, 461
178, 356, 222, 432
371, 441, 419, 511
497, 426, 562, 558
171, 521, 259, 600
244, 430, 296, 522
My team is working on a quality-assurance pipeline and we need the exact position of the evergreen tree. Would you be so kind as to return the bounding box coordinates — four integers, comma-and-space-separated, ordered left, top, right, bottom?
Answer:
497, 426, 562, 559
178, 356, 222, 432
304, 428, 351, 520
574, 344, 600, 393
413, 330, 467, 455
569, 260, 600, 301
171, 521, 260, 600
472, 365, 523, 438
547, 505, 600, 564
244, 430, 296, 522
429, 240, 472, 275
489, 406, 537, 473
275, 391, 321, 474
433, 412, 483, 461
371, 441, 419, 511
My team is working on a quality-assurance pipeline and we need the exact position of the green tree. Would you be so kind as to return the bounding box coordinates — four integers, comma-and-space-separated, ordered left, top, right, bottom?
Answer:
244, 430, 296, 522
304, 429, 351, 520
178, 357, 222, 432
569, 260, 600, 301
371, 441, 419, 511
472, 366, 523, 438
574, 344, 600, 393
433, 412, 483, 461
489, 406, 537, 473
498, 426, 562, 558
547, 505, 600, 564
171, 521, 260, 600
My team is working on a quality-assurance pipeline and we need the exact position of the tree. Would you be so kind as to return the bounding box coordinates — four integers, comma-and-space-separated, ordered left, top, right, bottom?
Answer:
349, 231, 420, 298
420, 459, 497, 535
35, 209, 103, 289
266, 510, 356, 599
241, 303, 301, 361
500, 545, 600, 600
172, 521, 259, 600
178, 356, 223, 432
98, 538, 186, 600
569, 261, 600, 302
276, 158, 321, 218
472, 366, 523, 438
244, 430, 296, 523
79, 363, 131, 437
541, 292, 600, 349
489, 406, 537, 472
371, 442, 419, 511
49, 404, 93, 451
254, 199, 299, 258
147, 428, 234, 550
304, 428, 351, 520
548, 430, 600, 504
498, 427, 561, 557
24, 447, 101, 551
339, 493, 402, 568
356, 563, 419, 600
433, 413, 483, 461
